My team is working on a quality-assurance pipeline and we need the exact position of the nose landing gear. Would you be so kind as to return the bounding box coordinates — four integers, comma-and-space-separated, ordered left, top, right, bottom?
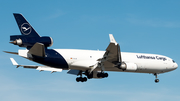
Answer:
154, 73, 159, 83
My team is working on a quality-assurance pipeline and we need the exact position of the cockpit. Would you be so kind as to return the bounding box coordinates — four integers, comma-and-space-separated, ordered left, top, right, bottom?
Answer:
172, 60, 176, 63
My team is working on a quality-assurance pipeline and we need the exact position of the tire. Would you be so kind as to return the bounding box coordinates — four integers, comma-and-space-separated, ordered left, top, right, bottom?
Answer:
76, 77, 80, 82
104, 73, 108, 78
83, 77, 87, 82
155, 79, 159, 83
97, 73, 101, 78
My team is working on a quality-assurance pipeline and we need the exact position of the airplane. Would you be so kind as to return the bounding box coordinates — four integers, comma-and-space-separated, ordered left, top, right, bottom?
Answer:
4, 13, 178, 83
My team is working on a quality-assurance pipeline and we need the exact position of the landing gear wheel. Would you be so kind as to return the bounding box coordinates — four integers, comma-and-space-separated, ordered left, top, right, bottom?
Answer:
155, 79, 159, 83
97, 72, 109, 78
82, 77, 87, 82
87, 75, 92, 79
97, 73, 102, 78
104, 73, 108, 78
76, 77, 80, 82
153, 73, 160, 83
87, 72, 93, 79
76, 77, 87, 82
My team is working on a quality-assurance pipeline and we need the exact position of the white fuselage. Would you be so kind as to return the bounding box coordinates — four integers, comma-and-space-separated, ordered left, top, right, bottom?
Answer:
54, 49, 178, 74
18, 49, 178, 74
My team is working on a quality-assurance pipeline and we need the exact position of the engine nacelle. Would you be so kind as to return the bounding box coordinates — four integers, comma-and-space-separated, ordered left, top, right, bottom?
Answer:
120, 62, 137, 71
10, 35, 53, 48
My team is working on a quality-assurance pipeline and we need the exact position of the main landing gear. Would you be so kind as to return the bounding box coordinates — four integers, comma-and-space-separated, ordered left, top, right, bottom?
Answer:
76, 71, 87, 82
154, 73, 159, 83
76, 71, 109, 82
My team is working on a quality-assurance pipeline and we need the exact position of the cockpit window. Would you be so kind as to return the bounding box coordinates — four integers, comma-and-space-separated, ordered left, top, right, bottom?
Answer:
172, 60, 176, 63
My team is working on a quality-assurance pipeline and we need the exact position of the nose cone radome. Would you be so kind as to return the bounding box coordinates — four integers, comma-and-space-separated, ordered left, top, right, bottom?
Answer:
171, 63, 178, 71
174, 63, 178, 69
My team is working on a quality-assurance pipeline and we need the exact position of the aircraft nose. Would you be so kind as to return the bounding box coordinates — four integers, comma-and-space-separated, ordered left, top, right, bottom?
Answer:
174, 63, 178, 69
172, 63, 178, 70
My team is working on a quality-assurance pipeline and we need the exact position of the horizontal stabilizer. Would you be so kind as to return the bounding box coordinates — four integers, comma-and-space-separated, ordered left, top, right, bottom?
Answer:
4, 51, 18, 55
28, 42, 45, 57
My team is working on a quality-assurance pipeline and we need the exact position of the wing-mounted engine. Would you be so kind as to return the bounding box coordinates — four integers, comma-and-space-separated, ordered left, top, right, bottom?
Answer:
10, 35, 53, 48
116, 62, 137, 71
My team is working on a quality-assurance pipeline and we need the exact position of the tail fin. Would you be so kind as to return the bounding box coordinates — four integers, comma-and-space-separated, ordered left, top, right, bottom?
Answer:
13, 13, 40, 37
10, 13, 53, 49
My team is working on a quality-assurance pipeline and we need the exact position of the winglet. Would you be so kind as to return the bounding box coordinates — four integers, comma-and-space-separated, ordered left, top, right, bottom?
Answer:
10, 58, 19, 66
109, 34, 118, 45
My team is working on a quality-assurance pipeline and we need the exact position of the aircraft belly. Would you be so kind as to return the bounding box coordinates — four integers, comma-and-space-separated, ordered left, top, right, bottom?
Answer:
39, 49, 69, 69
54, 49, 105, 70
18, 49, 69, 69
135, 61, 168, 73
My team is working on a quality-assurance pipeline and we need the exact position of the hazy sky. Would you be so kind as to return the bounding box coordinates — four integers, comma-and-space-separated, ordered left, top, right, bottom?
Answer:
0, 0, 180, 101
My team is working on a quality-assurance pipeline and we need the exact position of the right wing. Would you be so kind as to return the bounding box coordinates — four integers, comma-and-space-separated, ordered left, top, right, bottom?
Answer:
99, 34, 124, 70
90, 34, 123, 73
10, 58, 62, 73
103, 34, 122, 64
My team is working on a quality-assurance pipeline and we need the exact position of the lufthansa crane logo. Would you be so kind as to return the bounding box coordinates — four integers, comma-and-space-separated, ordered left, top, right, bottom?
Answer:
21, 23, 32, 35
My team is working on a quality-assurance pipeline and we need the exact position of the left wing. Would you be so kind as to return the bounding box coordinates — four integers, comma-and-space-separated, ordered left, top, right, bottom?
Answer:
10, 58, 62, 73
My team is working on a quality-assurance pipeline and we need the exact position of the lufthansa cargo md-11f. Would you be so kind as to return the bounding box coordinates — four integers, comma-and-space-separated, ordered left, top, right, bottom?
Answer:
5, 13, 178, 83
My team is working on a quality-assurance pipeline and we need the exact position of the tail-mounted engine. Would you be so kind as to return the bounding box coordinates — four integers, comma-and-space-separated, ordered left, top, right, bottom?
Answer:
10, 13, 53, 49
10, 35, 53, 48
